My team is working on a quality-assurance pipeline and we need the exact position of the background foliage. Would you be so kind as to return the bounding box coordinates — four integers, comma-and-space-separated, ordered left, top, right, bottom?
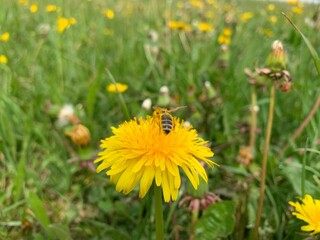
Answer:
1, 0, 320, 239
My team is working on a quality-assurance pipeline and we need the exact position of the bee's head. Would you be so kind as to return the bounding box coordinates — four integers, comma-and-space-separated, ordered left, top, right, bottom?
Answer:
152, 107, 163, 117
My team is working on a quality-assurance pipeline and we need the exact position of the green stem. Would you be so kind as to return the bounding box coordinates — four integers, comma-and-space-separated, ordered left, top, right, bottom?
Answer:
253, 83, 275, 239
106, 68, 131, 121
189, 209, 199, 240
249, 86, 257, 157
154, 185, 164, 240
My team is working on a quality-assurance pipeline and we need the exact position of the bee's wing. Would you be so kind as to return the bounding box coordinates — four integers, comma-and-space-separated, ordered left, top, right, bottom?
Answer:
169, 106, 187, 113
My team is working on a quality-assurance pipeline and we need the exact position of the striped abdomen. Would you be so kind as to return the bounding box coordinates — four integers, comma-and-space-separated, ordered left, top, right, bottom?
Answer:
161, 113, 173, 134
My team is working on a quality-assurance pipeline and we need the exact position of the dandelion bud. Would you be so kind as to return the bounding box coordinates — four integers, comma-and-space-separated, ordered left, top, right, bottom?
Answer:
66, 124, 91, 146
37, 23, 51, 38
157, 86, 170, 106
204, 81, 216, 99
142, 98, 152, 110
266, 40, 287, 69
148, 30, 158, 42
159, 85, 169, 95
57, 104, 74, 127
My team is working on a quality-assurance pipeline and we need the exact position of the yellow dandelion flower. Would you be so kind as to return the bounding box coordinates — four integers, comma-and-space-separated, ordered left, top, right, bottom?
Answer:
103, 9, 114, 19
66, 124, 91, 146
269, 16, 277, 24
107, 83, 128, 93
198, 22, 213, 32
240, 12, 254, 22
57, 17, 76, 33
222, 27, 232, 37
267, 4, 275, 11
18, 0, 28, 6
217, 35, 230, 45
29, 4, 38, 13
292, 6, 303, 14
289, 194, 320, 235
0, 55, 8, 64
189, 0, 204, 9
287, 0, 299, 5
46, 5, 57, 12
1, 32, 10, 42
57, 17, 69, 33
168, 21, 192, 32
94, 113, 215, 202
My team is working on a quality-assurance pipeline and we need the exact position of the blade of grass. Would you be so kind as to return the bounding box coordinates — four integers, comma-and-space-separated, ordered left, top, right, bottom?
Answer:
282, 12, 320, 75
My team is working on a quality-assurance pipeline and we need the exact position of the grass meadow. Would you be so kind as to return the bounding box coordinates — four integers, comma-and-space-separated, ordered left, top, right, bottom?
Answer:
1, 0, 320, 239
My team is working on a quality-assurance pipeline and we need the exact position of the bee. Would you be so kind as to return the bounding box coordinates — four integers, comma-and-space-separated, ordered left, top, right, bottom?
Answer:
152, 106, 186, 134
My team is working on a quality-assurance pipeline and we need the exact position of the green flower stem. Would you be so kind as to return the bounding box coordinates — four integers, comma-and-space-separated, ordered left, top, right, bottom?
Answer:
190, 209, 199, 240
249, 86, 257, 156
253, 83, 275, 239
154, 185, 164, 240
106, 68, 131, 121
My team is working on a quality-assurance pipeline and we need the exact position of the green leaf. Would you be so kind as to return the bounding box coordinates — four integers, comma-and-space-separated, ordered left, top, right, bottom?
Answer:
48, 223, 71, 240
28, 192, 50, 230
194, 201, 236, 240
283, 13, 320, 75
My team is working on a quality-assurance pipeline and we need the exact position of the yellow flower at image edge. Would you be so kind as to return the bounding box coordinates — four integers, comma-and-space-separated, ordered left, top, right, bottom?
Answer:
0, 55, 8, 64
1, 32, 10, 42
107, 83, 128, 93
94, 115, 215, 202
289, 194, 320, 235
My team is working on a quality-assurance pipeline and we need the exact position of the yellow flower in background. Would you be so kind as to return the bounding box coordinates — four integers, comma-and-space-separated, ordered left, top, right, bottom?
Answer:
289, 194, 320, 235
95, 112, 215, 202
66, 124, 91, 146
103, 9, 114, 19
292, 6, 303, 14
217, 35, 230, 45
58, 18, 69, 33
1, 32, 10, 42
198, 22, 213, 32
222, 27, 232, 37
168, 21, 192, 32
269, 15, 277, 24
29, 4, 38, 13
46, 5, 57, 12
218, 27, 232, 45
0, 55, 8, 64
57, 17, 76, 33
18, 0, 28, 6
240, 12, 254, 22
107, 83, 128, 93
267, 4, 275, 11
287, 0, 299, 5
189, 0, 204, 9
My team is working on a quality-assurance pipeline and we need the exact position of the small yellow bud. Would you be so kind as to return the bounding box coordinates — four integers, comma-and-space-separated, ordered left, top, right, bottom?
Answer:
66, 124, 91, 146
